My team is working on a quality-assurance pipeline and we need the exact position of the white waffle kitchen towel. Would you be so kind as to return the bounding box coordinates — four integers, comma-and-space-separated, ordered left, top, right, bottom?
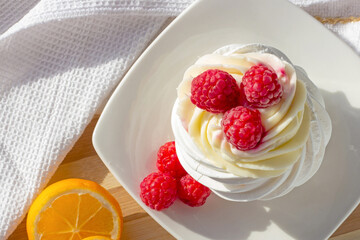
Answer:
0, 0, 359, 238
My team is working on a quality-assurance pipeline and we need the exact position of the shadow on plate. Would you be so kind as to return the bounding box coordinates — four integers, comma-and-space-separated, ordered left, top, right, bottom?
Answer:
166, 90, 360, 239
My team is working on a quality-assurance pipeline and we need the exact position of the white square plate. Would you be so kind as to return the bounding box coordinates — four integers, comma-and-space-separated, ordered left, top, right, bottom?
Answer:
92, 0, 360, 239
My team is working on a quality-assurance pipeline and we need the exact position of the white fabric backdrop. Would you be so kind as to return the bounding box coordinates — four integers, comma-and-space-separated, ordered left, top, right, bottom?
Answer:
0, 0, 358, 238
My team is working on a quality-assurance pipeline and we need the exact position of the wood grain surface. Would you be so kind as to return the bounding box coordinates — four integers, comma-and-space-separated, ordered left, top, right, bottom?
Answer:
8, 114, 360, 240
8, 16, 360, 240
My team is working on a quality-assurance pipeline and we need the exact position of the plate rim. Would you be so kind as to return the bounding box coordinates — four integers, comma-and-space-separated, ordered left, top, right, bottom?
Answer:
92, 0, 360, 239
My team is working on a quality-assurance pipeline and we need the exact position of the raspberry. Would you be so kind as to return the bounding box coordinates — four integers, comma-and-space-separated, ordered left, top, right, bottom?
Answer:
178, 174, 211, 207
140, 172, 177, 211
241, 64, 283, 108
190, 69, 240, 113
222, 106, 264, 151
157, 141, 187, 179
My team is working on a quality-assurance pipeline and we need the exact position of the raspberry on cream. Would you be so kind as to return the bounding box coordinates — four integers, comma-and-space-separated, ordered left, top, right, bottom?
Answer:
191, 69, 240, 113
171, 44, 332, 201
241, 64, 283, 108
222, 106, 264, 151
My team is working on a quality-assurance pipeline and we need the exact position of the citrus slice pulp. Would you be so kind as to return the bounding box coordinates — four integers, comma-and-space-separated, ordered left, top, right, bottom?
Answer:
27, 179, 123, 240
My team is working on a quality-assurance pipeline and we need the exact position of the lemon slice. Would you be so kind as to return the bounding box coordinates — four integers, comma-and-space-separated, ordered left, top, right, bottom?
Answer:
83, 236, 111, 240
27, 179, 123, 240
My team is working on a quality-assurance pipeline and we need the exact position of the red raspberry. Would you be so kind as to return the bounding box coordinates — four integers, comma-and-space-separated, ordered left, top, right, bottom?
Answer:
178, 174, 211, 207
140, 172, 177, 211
157, 141, 187, 179
241, 64, 283, 108
190, 69, 240, 113
222, 106, 264, 151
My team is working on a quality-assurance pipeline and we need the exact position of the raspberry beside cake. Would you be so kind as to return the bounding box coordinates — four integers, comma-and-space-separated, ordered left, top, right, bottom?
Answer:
171, 44, 332, 202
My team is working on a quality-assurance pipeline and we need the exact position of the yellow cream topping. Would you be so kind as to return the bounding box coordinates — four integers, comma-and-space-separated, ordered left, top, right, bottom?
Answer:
176, 51, 311, 178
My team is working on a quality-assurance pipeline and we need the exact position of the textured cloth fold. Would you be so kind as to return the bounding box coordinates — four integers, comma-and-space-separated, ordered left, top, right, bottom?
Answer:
0, 1, 193, 238
0, 0, 359, 238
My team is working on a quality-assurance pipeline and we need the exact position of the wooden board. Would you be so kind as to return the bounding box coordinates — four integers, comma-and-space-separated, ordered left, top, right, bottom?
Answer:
8, 114, 174, 240
8, 114, 360, 240
8, 16, 360, 240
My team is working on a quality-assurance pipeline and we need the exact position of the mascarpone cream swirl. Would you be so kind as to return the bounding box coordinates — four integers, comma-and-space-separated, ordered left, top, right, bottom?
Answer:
171, 44, 332, 201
